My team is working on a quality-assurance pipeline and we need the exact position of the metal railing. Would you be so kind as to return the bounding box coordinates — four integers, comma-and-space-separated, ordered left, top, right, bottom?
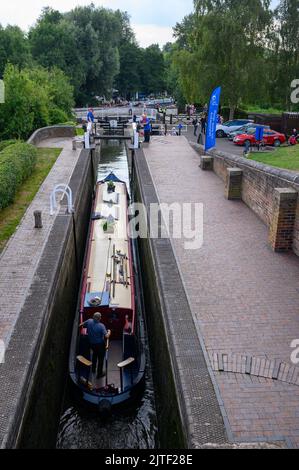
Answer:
50, 184, 74, 216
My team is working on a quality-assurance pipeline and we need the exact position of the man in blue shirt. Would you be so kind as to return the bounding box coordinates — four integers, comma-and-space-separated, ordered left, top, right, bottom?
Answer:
86, 108, 95, 135
80, 312, 111, 379
143, 116, 151, 143
87, 108, 95, 123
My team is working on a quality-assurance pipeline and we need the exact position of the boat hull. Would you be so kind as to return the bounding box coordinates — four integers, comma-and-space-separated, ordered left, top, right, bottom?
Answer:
68, 173, 146, 411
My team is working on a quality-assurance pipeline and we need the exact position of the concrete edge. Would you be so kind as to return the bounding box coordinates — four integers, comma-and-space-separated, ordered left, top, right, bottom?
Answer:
27, 125, 76, 146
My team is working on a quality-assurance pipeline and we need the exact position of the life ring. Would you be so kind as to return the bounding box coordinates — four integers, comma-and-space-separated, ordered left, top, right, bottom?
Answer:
88, 296, 102, 307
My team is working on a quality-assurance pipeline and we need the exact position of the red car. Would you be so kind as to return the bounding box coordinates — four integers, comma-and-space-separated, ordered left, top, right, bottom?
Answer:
233, 129, 286, 147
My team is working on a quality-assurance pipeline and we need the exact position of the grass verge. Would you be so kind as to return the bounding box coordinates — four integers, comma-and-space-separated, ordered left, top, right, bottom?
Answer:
0, 147, 61, 253
244, 105, 283, 115
249, 145, 299, 171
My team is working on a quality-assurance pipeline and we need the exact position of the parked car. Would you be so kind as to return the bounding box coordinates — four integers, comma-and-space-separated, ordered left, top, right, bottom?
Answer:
216, 119, 253, 138
227, 124, 270, 141
233, 129, 286, 147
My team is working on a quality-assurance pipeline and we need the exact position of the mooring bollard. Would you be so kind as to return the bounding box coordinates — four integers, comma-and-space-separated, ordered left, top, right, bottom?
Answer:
34, 210, 43, 229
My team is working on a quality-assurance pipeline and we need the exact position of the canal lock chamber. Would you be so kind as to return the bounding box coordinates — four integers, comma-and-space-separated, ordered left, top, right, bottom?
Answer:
16, 140, 185, 449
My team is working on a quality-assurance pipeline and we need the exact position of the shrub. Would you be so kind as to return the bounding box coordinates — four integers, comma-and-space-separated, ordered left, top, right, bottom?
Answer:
0, 140, 19, 152
0, 64, 75, 140
220, 107, 249, 121
48, 107, 69, 125
0, 143, 37, 210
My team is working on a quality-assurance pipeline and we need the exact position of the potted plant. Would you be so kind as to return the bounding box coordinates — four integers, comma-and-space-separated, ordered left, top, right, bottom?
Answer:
107, 181, 115, 193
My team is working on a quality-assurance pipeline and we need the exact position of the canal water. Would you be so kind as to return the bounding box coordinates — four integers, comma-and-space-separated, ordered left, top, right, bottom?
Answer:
56, 140, 158, 449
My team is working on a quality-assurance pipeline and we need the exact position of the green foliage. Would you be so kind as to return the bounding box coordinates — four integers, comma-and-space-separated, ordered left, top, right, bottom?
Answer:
76, 128, 84, 136
48, 108, 69, 126
0, 147, 61, 252
28, 5, 135, 104
0, 143, 37, 210
116, 42, 166, 98
116, 41, 142, 98
250, 145, 299, 170
140, 45, 166, 95
0, 139, 19, 152
1, 5, 169, 107
0, 25, 31, 76
220, 107, 249, 120
0, 64, 74, 139
169, 0, 299, 114
163, 43, 185, 111
173, 0, 273, 117
29, 9, 85, 93
272, 0, 299, 110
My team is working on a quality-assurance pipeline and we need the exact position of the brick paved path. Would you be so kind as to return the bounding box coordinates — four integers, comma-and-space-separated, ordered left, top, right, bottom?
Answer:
143, 135, 299, 448
0, 138, 82, 347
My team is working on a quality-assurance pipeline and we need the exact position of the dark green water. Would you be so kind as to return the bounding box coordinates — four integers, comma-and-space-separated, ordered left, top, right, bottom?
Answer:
56, 140, 158, 449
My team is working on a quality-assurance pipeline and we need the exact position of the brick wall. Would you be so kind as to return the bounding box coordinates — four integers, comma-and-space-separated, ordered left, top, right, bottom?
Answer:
207, 148, 299, 256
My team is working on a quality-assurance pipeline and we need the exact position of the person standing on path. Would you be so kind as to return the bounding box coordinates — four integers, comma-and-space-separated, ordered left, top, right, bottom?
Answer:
201, 114, 207, 135
80, 313, 111, 379
193, 117, 199, 136
143, 116, 152, 143
87, 107, 95, 135
197, 122, 204, 145
178, 122, 183, 136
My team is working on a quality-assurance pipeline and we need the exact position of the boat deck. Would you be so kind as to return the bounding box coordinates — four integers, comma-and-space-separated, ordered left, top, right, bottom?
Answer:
88, 340, 123, 390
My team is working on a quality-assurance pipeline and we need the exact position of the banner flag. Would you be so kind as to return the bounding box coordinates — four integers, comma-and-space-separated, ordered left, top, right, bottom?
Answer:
205, 86, 221, 152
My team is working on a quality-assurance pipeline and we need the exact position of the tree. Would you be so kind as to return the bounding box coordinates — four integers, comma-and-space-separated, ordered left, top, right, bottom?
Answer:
0, 64, 74, 140
140, 45, 166, 95
0, 25, 31, 77
0, 64, 47, 139
273, 0, 299, 109
174, 0, 273, 118
163, 43, 186, 110
29, 8, 85, 94
116, 41, 142, 99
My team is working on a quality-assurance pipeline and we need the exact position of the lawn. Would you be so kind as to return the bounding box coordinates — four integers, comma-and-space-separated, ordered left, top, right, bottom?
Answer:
244, 105, 283, 115
249, 145, 299, 171
0, 147, 61, 253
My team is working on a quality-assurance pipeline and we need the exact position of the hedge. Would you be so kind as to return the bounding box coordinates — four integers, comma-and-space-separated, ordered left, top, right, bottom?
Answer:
0, 140, 19, 152
220, 107, 249, 121
0, 143, 37, 210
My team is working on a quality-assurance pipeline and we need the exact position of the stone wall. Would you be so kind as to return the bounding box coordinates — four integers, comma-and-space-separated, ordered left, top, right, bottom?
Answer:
204, 147, 299, 256
27, 125, 76, 146
0, 146, 99, 448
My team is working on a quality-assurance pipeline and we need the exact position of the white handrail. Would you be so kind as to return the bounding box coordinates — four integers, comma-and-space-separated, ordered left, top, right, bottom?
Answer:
50, 184, 74, 216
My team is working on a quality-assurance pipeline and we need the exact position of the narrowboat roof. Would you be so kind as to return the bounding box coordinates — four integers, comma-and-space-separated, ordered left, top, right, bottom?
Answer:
84, 177, 133, 311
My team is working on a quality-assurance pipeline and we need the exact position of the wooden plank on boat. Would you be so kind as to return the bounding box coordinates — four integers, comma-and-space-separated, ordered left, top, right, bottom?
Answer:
77, 355, 92, 367
79, 377, 93, 390
117, 357, 135, 369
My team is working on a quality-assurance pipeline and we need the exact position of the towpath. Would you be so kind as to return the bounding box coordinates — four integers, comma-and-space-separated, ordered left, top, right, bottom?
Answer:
142, 135, 299, 447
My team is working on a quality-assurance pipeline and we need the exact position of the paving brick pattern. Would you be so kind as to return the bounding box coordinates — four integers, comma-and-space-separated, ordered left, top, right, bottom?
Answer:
0, 138, 82, 347
134, 152, 228, 447
143, 135, 299, 448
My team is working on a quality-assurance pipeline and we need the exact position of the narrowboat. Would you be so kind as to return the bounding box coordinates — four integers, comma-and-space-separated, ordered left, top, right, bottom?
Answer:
69, 173, 145, 413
